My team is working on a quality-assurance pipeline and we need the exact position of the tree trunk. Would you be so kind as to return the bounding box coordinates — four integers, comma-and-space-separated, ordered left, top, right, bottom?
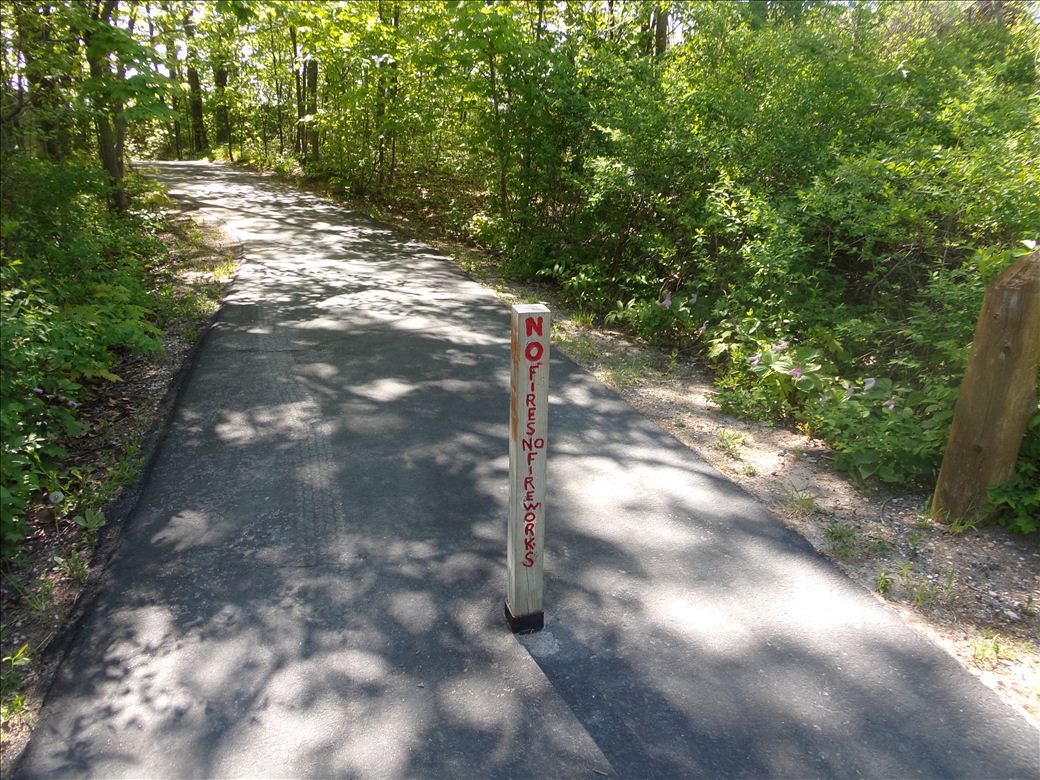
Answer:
654, 4, 669, 57
305, 58, 318, 163
12, 3, 63, 159
486, 43, 508, 213
184, 11, 207, 154
214, 66, 230, 145
84, 0, 127, 211
290, 26, 302, 156
375, 0, 389, 185
113, 5, 137, 181
386, 1, 400, 183
269, 18, 284, 155
186, 65, 207, 154
171, 61, 184, 159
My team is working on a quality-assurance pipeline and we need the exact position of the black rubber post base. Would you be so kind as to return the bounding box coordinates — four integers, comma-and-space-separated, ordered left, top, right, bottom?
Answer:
504, 602, 544, 634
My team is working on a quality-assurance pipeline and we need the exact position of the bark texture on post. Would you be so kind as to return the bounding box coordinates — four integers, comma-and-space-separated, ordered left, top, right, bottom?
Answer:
932, 253, 1040, 522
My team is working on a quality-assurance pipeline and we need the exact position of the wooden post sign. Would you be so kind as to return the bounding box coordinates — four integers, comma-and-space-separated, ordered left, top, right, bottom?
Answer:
505, 304, 550, 633
932, 252, 1040, 522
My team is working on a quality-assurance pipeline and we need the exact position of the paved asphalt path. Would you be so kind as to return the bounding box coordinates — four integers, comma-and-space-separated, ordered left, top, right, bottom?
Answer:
17, 162, 1038, 778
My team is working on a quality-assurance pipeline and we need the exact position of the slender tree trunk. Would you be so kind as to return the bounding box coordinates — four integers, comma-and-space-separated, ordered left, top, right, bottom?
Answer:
13, 3, 63, 159
269, 18, 284, 155
186, 65, 206, 153
214, 66, 230, 145
260, 98, 269, 156
375, 0, 388, 185
184, 11, 207, 154
146, 4, 177, 159
171, 60, 184, 160
83, 0, 127, 210
386, 1, 400, 184
305, 58, 318, 162
113, 5, 137, 180
486, 42, 507, 213
654, 4, 669, 57
290, 26, 302, 156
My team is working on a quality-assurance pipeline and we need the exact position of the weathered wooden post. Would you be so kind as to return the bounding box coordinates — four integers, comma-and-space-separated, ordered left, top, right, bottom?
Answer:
506, 304, 550, 633
932, 253, 1040, 522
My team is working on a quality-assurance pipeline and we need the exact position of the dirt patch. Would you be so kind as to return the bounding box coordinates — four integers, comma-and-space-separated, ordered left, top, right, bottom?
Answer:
0, 210, 240, 774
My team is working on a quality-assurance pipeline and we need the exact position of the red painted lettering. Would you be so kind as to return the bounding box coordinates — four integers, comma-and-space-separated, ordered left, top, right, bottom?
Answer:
525, 522, 535, 535
526, 421, 536, 436
523, 501, 542, 511
522, 551, 535, 567
525, 341, 544, 362
525, 317, 544, 337
524, 511, 537, 522
528, 363, 541, 381
524, 537, 536, 551
524, 477, 534, 491
527, 452, 538, 466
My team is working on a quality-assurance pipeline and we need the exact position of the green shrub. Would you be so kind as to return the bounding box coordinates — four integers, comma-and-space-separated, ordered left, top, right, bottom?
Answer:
987, 409, 1040, 535
0, 156, 164, 547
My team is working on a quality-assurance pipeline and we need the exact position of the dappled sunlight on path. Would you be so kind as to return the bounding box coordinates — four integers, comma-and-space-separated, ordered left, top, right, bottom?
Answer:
16, 162, 1038, 779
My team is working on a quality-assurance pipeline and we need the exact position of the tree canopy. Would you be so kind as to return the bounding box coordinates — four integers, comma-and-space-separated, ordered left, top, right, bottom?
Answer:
2, 0, 1038, 531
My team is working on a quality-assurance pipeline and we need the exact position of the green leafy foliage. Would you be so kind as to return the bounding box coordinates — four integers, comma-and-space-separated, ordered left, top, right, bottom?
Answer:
1, 156, 163, 546
988, 411, 1040, 534
6, 1, 1034, 531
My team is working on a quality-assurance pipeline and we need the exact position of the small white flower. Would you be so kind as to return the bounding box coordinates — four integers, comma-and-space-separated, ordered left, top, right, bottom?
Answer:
863, 378, 876, 391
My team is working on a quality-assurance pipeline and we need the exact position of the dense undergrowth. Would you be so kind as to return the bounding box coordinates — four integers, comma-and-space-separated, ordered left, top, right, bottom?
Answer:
0, 155, 171, 548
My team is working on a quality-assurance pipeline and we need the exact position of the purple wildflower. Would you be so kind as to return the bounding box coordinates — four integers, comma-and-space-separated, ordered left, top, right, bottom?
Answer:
863, 377, 876, 391
33, 387, 44, 395
884, 398, 897, 412
774, 340, 789, 352
66, 400, 79, 409
789, 364, 804, 379
658, 291, 672, 309
697, 320, 708, 336
842, 387, 855, 401
688, 293, 698, 306
749, 353, 762, 367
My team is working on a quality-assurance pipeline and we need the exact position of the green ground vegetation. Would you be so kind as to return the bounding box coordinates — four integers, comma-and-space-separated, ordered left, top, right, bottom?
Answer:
2, 0, 1038, 545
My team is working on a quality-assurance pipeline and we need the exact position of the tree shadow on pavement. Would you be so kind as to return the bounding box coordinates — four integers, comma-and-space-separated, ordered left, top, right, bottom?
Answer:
18, 162, 1038, 780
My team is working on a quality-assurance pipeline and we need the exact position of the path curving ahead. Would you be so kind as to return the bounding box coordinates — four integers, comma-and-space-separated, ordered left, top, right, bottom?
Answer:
16, 162, 1038, 778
